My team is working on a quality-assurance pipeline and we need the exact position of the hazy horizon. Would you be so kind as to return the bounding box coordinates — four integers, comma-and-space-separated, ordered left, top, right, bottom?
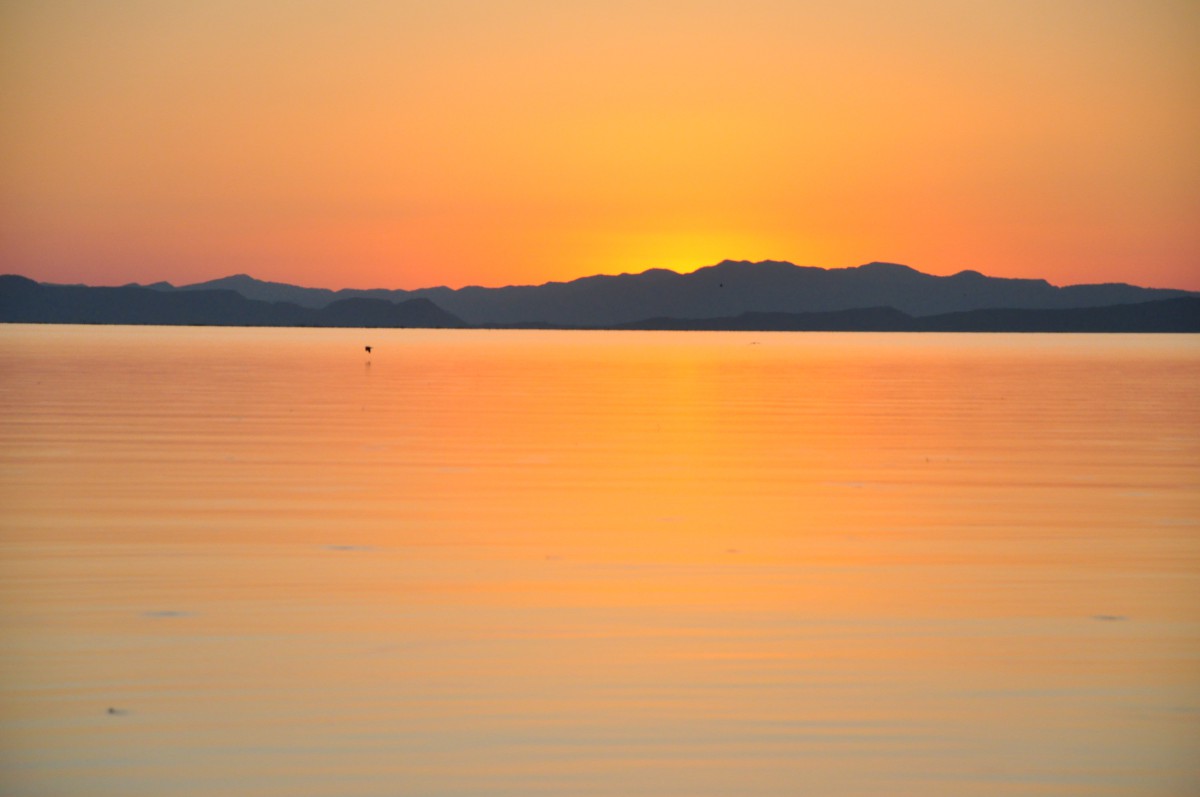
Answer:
21, 258, 1200, 295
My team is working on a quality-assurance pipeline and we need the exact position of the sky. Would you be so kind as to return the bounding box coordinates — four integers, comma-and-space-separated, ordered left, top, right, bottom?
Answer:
2, 0, 1198, 290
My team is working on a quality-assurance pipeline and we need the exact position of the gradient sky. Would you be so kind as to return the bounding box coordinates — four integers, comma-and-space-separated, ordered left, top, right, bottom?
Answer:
2, 0, 1198, 290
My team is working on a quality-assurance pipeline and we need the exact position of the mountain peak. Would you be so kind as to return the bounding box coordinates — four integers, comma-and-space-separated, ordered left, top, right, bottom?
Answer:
177, 274, 262, 290
706, 259, 809, 274
856, 261, 918, 274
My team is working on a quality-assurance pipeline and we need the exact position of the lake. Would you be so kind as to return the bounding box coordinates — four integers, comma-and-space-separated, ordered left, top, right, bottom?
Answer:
1, 325, 1197, 796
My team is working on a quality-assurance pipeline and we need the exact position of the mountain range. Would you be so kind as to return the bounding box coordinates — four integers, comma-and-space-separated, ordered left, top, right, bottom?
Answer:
2, 261, 1198, 331
0, 276, 465, 328
153, 260, 1196, 327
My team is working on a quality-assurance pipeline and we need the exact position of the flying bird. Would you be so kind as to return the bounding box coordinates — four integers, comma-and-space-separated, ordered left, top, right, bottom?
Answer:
365, 346, 372, 354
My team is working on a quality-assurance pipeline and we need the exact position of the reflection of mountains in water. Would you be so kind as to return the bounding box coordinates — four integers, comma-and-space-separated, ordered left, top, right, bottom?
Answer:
2, 261, 1198, 331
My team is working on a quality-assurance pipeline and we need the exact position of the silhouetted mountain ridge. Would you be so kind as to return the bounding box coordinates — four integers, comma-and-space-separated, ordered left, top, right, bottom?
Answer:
5, 260, 1197, 331
0, 276, 465, 328
140, 260, 1195, 327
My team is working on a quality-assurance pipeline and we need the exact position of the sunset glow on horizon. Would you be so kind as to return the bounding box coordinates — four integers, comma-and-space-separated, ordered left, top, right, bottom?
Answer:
2, 1, 1198, 291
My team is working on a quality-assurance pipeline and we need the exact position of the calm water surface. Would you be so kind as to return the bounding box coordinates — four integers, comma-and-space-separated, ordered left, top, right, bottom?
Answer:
1, 325, 1198, 796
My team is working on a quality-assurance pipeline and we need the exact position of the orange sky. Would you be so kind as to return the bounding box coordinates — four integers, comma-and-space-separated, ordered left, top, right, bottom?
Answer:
2, 1, 1198, 290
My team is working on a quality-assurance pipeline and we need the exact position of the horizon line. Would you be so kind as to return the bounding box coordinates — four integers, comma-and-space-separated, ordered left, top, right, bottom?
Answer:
20, 259, 1193, 295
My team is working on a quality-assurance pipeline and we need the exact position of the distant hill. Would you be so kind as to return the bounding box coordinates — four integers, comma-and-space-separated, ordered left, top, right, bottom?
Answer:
146, 261, 1196, 327
0, 276, 466, 328
6, 260, 1198, 331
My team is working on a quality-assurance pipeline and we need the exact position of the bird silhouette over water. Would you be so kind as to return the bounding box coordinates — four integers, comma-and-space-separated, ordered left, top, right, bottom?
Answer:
365, 346, 372, 354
